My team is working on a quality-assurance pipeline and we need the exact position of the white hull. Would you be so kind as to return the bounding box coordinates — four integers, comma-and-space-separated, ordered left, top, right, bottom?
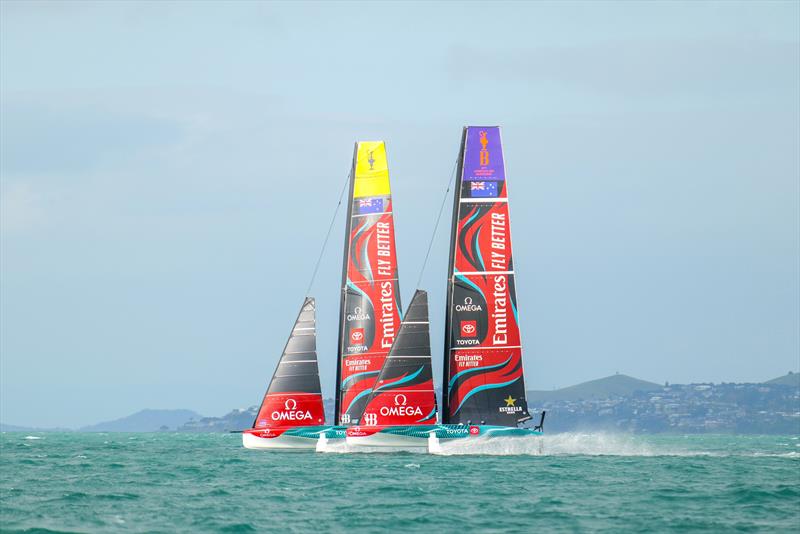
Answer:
428, 432, 544, 455
345, 431, 429, 448
242, 431, 317, 450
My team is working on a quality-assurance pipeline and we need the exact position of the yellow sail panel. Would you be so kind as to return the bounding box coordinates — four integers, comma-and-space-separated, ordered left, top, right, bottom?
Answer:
353, 141, 391, 198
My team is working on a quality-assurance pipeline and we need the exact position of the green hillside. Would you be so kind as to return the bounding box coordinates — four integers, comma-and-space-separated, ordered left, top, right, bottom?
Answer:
79, 409, 202, 432
765, 372, 800, 388
527, 373, 662, 402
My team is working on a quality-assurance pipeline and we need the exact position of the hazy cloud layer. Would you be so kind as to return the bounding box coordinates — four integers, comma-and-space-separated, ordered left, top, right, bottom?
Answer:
1, 1, 798, 427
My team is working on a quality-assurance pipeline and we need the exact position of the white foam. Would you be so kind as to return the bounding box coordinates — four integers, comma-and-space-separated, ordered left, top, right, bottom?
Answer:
433, 433, 688, 456
24, 435, 42, 440
432, 433, 800, 457
316, 440, 426, 454
432, 434, 545, 456
542, 432, 659, 456
751, 451, 800, 458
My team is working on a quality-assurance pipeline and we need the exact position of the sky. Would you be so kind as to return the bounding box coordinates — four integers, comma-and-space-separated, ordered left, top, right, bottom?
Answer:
1, 1, 798, 428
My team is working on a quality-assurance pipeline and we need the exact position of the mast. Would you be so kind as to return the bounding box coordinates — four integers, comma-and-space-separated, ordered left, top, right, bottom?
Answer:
441, 130, 467, 423
442, 126, 531, 426
252, 297, 325, 429
355, 290, 437, 426
335, 141, 403, 426
334, 147, 358, 423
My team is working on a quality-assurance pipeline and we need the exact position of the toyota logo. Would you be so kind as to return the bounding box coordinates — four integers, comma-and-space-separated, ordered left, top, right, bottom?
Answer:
351, 331, 364, 341
394, 394, 407, 406
462, 323, 476, 334
284, 398, 297, 411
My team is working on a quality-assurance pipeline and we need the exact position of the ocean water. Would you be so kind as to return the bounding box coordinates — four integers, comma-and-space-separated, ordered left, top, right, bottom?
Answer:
1, 433, 798, 533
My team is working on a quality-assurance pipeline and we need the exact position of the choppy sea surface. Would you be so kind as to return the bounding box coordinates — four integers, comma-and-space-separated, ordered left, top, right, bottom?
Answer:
1, 432, 798, 533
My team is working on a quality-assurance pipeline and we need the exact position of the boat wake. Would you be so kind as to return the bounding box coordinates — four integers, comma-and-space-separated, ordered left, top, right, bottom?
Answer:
539, 432, 662, 456
432, 435, 545, 456
313, 433, 800, 457
433, 433, 705, 456
316, 440, 427, 454
434, 433, 800, 457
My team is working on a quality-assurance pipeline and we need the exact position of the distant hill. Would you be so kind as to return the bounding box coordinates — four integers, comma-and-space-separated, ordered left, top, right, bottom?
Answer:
178, 407, 257, 432
79, 409, 202, 432
765, 372, 800, 388
178, 399, 337, 432
527, 374, 661, 402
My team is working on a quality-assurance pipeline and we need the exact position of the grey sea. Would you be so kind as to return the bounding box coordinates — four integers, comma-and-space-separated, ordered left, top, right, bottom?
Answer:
1, 432, 798, 533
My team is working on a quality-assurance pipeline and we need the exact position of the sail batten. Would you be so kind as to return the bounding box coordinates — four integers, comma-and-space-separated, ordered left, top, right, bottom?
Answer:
442, 126, 531, 426
335, 141, 403, 425
252, 297, 326, 429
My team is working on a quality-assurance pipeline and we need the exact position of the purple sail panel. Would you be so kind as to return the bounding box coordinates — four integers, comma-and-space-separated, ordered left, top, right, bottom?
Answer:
462, 127, 505, 182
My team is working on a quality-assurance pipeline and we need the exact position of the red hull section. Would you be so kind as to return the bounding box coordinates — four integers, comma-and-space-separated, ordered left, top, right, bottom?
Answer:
244, 427, 289, 439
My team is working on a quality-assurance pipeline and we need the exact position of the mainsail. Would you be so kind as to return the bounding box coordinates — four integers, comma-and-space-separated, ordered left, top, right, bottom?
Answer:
355, 290, 437, 426
252, 297, 326, 429
442, 126, 531, 426
336, 141, 403, 425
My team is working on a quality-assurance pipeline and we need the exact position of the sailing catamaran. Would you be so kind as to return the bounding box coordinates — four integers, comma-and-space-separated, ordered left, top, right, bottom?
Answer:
345, 289, 438, 447
430, 126, 544, 449
242, 298, 331, 449
244, 130, 543, 453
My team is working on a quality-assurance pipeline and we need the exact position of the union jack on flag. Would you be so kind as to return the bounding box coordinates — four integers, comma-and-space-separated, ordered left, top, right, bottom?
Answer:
358, 198, 383, 214
470, 181, 498, 198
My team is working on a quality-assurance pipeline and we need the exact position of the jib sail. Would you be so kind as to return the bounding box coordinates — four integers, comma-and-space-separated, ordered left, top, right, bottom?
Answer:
355, 290, 437, 426
251, 297, 326, 429
442, 126, 531, 426
336, 141, 403, 425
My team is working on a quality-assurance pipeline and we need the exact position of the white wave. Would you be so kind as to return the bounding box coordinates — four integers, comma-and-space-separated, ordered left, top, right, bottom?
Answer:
315, 432, 799, 457
316, 440, 426, 455
542, 432, 660, 456
434, 433, 686, 456
432, 434, 545, 456
432, 433, 800, 457
404, 463, 421, 469
24, 435, 42, 440
751, 451, 800, 458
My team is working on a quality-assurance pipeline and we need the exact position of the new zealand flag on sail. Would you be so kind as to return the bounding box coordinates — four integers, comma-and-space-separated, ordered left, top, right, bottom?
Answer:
358, 198, 383, 214
469, 181, 498, 198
